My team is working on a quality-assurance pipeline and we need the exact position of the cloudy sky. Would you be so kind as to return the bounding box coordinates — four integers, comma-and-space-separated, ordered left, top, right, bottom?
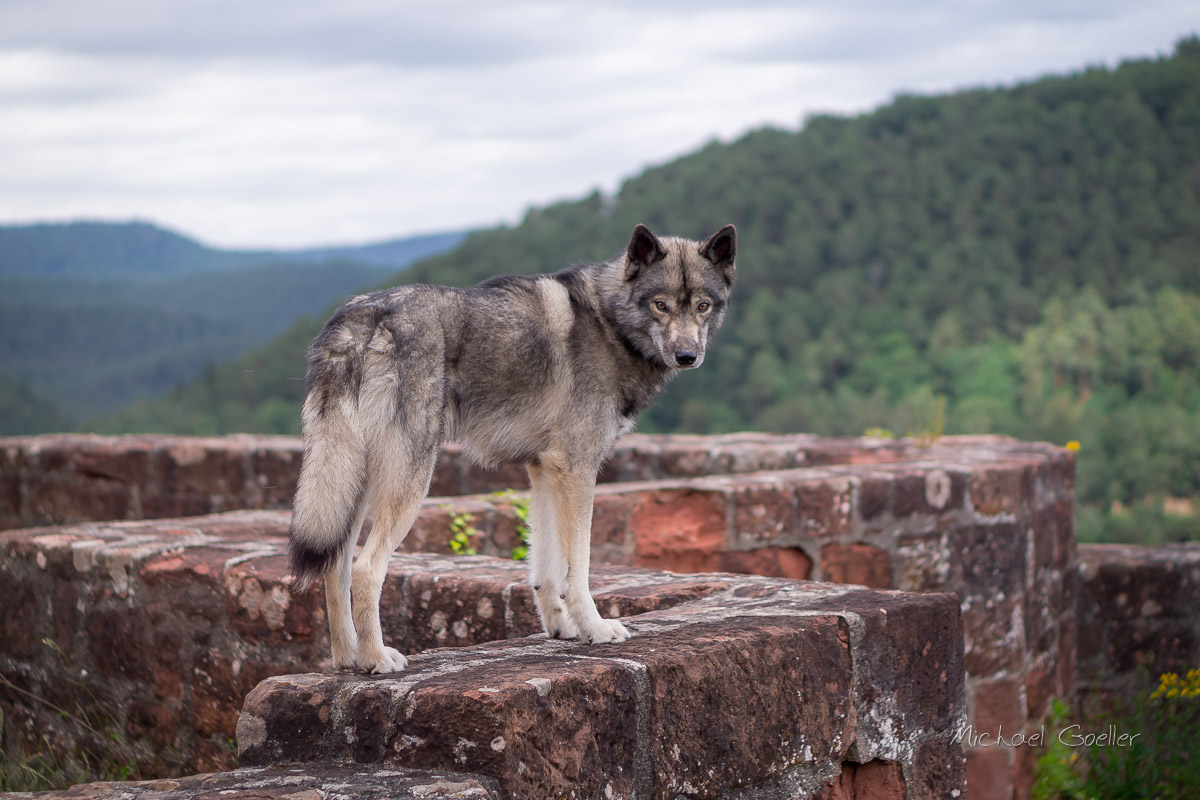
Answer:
1, 1, 1196, 249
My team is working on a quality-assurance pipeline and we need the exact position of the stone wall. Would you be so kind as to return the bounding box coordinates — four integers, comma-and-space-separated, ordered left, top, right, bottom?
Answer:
1076, 543, 1200, 714
0, 512, 963, 798
0, 432, 1079, 799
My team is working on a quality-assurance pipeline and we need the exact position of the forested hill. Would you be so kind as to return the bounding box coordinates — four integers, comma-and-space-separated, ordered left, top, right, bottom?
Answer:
0, 222, 467, 423
0, 221, 466, 278
101, 38, 1200, 542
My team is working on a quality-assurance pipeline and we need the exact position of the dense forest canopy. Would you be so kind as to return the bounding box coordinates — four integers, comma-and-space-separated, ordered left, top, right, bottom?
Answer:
69, 38, 1200, 542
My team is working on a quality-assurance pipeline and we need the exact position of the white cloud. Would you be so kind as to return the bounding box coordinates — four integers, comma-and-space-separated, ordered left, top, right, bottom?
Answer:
0, 1, 1196, 247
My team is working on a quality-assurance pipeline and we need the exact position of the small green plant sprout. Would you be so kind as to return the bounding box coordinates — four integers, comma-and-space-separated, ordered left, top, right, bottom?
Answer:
447, 510, 478, 555
863, 427, 895, 439
490, 489, 531, 560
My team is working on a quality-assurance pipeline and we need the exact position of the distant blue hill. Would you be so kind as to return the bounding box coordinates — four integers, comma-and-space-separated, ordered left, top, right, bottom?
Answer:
0, 220, 467, 278
0, 220, 469, 428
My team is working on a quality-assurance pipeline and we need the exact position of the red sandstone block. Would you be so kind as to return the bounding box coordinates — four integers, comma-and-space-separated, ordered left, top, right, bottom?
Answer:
590, 490, 634, 559
630, 487, 729, 570
718, 547, 812, 580
72, 443, 154, 487
591, 574, 730, 620
965, 746, 1014, 800
86, 606, 154, 682
23, 475, 134, 526
1013, 738, 1040, 800
948, 523, 1026, 596
710, 442, 791, 475
225, 554, 323, 646
1024, 655, 1055, 722
815, 759, 907, 800
893, 469, 963, 517
657, 441, 715, 476
0, 573, 41, 658
893, 529, 950, 592
911, 737, 966, 800
0, 475, 21, 529
405, 569, 517, 652
820, 543, 892, 589
962, 595, 1024, 676
794, 478, 854, 539
156, 442, 248, 504
969, 464, 1029, 516
250, 447, 300, 509
456, 461, 527, 495
858, 476, 890, 521
1052, 500, 1075, 570
1106, 619, 1198, 674
1057, 617, 1077, 701
973, 675, 1026, 735
617, 617, 858, 794
243, 656, 643, 798
730, 479, 798, 545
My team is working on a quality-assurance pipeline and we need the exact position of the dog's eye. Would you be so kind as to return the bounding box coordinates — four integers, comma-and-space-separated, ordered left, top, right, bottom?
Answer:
697, 301, 710, 312
654, 300, 668, 312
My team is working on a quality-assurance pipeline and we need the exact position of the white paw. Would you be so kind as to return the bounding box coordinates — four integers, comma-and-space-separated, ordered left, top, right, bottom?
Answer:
358, 646, 408, 674
547, 613, 581, 640
332, 647, 358, 670
580, 617, 631, 644
536, 594, 580, 639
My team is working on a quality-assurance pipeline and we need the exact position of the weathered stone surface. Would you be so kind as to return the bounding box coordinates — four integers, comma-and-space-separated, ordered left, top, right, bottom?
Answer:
1077, 543, 1200, 698
1, 432, 1085, 800
7, 764, 503, 799
813, 759, 906, 800
239, 579, 964, 799
820, 543, 892, 588
630, 485, 729, 571
965, 746, 1014, 800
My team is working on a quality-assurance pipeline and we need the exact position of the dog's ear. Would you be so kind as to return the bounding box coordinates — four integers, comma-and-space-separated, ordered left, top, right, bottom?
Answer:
624, 224, 666, 281
700, 224, 737, 285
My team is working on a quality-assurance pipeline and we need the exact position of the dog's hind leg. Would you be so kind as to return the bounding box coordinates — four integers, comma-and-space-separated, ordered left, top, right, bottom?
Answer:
324, 504, 366, 669
350, 430, 438, 673
526, 461, 580, 640
351, 496, 424, 673
539, 454, 631, 644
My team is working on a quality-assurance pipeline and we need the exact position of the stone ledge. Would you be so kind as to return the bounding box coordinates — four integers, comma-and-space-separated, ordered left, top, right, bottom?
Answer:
1, 432, 1073, 531
238, 576, 964, 798
1, 764, 502, 799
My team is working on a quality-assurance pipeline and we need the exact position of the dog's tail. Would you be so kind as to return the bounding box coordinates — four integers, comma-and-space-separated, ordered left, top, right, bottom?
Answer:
288, 329, 369, 592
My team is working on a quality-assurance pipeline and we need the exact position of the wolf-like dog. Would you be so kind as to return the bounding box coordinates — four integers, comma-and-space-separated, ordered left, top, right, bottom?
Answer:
288, 223, 737, 673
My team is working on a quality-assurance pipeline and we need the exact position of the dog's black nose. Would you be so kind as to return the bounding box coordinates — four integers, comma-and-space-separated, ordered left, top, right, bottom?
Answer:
675, 351, 698, 367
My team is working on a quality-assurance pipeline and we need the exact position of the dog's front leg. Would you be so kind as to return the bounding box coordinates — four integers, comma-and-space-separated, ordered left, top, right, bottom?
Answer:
527, 462, 580, 639
543, 460, 630, 644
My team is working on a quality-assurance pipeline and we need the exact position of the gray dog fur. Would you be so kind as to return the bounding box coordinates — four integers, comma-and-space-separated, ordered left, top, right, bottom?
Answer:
289, 223, 736, 672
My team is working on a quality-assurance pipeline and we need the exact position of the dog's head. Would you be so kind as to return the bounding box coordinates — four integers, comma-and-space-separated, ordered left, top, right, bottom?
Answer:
621, 223, 736, 370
